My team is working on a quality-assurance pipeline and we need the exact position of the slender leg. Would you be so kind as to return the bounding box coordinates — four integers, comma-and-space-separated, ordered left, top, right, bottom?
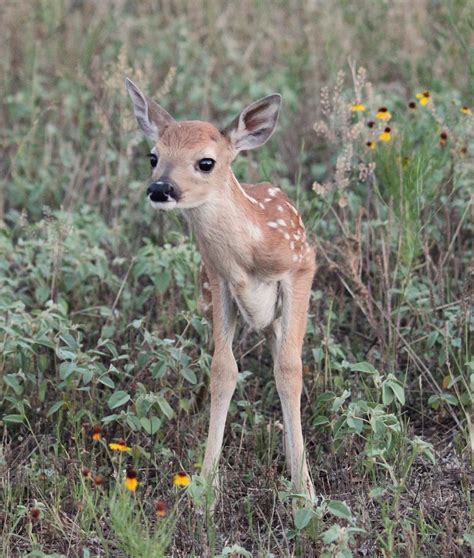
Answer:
202, 273, 237, 482
273, 267, 315, 500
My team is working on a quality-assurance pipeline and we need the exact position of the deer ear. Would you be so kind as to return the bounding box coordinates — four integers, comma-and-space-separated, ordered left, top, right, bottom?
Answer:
125, 77, 175, 141
223, 94, 282, 155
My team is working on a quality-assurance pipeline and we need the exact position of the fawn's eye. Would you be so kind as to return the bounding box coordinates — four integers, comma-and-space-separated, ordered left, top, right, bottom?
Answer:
149, 153, 158, 168
197, 158, 215, 172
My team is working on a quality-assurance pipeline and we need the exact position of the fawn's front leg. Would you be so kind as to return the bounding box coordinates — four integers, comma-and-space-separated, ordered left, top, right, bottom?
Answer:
273, 267, 315, 501
202, 273, 237, 484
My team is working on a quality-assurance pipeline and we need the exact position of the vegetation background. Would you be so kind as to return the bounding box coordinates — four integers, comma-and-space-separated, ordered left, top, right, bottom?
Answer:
1, 0, 472, 556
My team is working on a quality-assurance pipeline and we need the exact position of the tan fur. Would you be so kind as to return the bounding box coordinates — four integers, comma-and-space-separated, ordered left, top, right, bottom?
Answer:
126, 81, 316, 504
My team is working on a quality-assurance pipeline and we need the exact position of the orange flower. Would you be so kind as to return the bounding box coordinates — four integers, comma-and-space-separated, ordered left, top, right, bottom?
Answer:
154, 500, 167, 518
92, 425, 102, 442
416, 91, 431, 106
366, 141, 376, 150
82, 468, 93, 480
376, 107, 391, 120
460, 106, 471, 115
124, 468, 138, 492
173, 471, 191, 486
379, 127, 392, 142
351, 103, 366, 112
30, 508, 41, 520
108, 439, 131, 452
94, 474, 106, 486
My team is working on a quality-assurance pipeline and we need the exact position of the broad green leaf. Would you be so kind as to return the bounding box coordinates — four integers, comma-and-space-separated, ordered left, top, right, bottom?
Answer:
382, 383, 394, 405
328, 500, 352, 520
98, 375, 115, 389
4, 374, 22, 396
108, 390, 130, 409
47, 401, 65, 417
140, 416, 161, 435
3, 414, 25, 424
313, 416, 330, 426
350, 361, 377, 373
181, 368, 197, 384
387, 380, 405, 405
294, 507, 313, 530
157, 396, 174, 419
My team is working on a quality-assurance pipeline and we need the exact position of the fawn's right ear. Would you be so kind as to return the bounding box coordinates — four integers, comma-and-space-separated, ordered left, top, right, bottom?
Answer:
125, 78, 175, 141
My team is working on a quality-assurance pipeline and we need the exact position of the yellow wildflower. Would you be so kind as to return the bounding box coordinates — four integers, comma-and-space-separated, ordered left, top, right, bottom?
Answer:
108, 439, 131, 452
460, 106, 471, 115
173, 471, 191, 486
351, 103, 366, 112
366, 141, 376, 150
376, 107, 391, 120
92, 425, 102, 442
125, 468, 138, 492
379, 127, 392, 142
416, 91, 430, 106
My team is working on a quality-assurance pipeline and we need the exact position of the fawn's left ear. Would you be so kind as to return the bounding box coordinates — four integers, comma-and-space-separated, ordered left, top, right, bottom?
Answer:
125, 77, 175, 141
223, 94, 282, 156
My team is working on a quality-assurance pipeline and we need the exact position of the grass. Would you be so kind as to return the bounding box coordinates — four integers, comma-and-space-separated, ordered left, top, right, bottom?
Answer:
1, 1, 473, 556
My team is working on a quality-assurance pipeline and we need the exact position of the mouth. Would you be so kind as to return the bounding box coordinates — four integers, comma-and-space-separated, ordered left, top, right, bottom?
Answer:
148, 196, 178, 211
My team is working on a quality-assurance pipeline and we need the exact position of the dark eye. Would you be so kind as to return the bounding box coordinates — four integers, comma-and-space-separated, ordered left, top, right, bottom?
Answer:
198, 158, 215, 172
148, 153, 158, 168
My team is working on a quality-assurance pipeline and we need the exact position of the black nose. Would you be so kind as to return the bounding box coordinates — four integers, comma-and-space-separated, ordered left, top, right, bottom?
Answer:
147, 181, 174, 202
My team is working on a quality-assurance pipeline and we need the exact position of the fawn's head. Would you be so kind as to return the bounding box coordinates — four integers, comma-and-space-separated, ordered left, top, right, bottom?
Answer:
126, 78, 281, 210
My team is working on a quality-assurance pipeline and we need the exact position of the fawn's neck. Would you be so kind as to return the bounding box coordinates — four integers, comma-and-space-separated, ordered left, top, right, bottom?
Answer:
184, 173, 260, 279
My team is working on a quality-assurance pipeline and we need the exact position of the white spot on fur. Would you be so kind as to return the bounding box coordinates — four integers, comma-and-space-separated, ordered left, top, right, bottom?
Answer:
293, 254, 298, 262
203, 281, 210, 290
259, 202, 265, 209
267, 221, 278, 228
284, 232, 290, 239
276, 219, 286, 227
264, 197, 271, 203
268, 187, 279, 197
277, 205, 283, 212
248, 196, 258, 205
286, 202, 299, 215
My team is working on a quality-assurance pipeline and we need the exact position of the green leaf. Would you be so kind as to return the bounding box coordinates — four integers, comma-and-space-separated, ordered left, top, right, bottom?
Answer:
59, 362, 76, 380
313, 415, 330, 426
382, 382, 394, 405
108, 390, 130, 410
181, 368, 197, 384
154, 271, 171, 293
3, 414, 25, 424
140, 416, 161, 435
157, 396, 174, 419
327, 500, 352, 520
4, 374, 22, 396
98, 375, 115, 389
47, 400, 65, 417
294, 507, 313, 530
369, 486, 386, 498
387, 380, 405, 405
350, 361, 377, 373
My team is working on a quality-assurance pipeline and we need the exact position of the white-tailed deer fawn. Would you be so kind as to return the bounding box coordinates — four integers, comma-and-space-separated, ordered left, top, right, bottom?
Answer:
126, 78, 316, 502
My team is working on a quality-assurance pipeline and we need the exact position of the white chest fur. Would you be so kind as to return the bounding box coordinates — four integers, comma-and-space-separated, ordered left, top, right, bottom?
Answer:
228, 276, 280, 331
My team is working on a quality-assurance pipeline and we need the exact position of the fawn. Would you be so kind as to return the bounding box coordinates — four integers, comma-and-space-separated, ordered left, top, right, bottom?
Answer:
126, 78, 316, 502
